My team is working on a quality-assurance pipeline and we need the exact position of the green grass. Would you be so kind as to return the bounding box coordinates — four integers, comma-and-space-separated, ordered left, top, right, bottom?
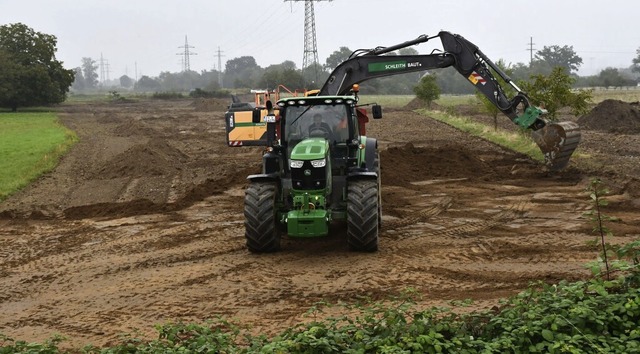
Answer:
359, 94, 414, 108
0, 112, 77, 201
418, 108, 545, 162
591, 88, 640, 103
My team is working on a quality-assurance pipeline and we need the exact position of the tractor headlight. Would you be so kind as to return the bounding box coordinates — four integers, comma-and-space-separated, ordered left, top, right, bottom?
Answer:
290, 160, 304, 168
310, 159, 326, 168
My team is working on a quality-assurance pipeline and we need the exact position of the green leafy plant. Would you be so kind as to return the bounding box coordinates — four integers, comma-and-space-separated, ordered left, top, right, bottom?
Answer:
413, 74, 440, 109
519, 67, 593, 119
584, 178, 615, 279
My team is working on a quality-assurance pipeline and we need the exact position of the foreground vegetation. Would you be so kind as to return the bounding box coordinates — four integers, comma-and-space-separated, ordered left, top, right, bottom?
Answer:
1, 270, 638, 353
0, 112, 77, 201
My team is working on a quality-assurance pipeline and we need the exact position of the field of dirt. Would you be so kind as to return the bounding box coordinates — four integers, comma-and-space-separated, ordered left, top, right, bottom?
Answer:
1, 98, 639, 348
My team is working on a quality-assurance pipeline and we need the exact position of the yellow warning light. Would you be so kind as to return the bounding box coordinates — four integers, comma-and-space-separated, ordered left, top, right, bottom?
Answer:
352, 84, 360, 92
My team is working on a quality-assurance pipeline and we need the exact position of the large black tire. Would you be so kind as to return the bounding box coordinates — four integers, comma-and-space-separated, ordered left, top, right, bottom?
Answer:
347, 179, 379, 252
244, 181, 281, 253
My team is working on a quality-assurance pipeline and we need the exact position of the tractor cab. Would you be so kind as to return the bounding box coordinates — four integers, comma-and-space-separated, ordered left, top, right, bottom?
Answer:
277, 96, 359, 171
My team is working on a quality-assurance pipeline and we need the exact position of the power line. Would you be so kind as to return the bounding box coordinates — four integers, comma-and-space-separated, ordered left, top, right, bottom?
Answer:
215, 46, 225, 88
526, 37, 536, 65
177, 35, 197, 72
285, 0, 332, 86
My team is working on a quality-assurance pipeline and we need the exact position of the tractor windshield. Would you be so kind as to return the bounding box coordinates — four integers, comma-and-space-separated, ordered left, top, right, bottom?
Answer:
284, 104, 350, 146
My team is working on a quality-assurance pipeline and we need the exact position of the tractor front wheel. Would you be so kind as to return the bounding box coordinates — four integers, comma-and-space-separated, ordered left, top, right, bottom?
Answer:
347, 179, 379, 252
244, 181, 281, 253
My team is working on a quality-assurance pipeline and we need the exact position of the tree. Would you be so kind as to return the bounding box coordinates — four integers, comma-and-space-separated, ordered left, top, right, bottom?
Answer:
413, 74, 440, 108
119, 75, 133, 88
475, 59, 514, 130
81, 57, 98, 89
0, 23, 74, 111
324, 46, 352, 72
632, 48, 640, 73
259, 61, 305, 90
519, 67, 592, 119
71, 67, 85, 91
224, 56, 262, 88
535, 45, 583, 73
597, 67, 634, 88
135, 75, 161, 91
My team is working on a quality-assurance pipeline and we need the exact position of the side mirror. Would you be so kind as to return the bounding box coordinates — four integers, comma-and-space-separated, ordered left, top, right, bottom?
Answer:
265, 114, 277, 146
372, 104, 382, 119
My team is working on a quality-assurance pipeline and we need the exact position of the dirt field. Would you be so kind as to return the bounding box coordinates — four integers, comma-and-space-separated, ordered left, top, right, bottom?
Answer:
1, 98, 639, 348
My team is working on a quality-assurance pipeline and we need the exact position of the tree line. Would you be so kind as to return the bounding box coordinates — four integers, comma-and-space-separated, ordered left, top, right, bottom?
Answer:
69, 40, 640, 96
3, 22, 640, 111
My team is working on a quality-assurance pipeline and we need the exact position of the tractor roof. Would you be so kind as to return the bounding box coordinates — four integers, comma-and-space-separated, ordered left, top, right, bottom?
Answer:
276, 95, 357, 108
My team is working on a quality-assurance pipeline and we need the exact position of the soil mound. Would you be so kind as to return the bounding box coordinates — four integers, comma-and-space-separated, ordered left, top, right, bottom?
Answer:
192, 98, 230, 112
94, 138, 188, 179
380, 143, 495, 185
403, 97, 441, 111
577, 99, 640, 134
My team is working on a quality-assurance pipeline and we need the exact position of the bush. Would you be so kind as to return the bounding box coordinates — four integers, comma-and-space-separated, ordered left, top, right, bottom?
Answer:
413, 74, 440, 108
188, 88, 231, 99
151, 92, 184, 100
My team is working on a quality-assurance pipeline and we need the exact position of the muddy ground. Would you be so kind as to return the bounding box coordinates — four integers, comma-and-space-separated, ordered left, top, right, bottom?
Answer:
1, 98, 639, 348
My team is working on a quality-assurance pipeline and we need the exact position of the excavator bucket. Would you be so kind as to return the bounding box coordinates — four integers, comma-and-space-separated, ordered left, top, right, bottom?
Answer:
531, 121, 581, 171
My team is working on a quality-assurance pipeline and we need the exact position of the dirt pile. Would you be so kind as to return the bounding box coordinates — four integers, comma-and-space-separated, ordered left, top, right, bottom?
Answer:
403, 97, 441, 111
94, 138, 188, 179
578, 99, 640, 134
191, 98, 231, 112
381, 143, 495, 184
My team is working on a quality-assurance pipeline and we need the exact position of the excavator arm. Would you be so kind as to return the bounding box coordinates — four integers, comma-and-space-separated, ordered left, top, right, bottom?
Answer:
319, 31, 581, 170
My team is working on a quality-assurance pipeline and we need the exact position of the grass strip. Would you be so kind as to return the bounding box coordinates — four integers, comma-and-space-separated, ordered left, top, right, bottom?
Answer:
417, 108, 545, 163
0, 112, 77, 201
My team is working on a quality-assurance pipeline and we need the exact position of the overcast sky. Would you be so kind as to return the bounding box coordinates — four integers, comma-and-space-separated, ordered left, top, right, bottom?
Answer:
2, 0, 639, 80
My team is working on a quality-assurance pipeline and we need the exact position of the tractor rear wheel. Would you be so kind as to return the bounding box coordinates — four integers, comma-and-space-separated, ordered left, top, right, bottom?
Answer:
347, 179, 379, 252
244, 181, 281, 253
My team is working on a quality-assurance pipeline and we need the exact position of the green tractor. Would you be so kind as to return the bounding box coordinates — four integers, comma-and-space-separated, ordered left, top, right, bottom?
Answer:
226, 30, 582, 252
242, 88, 382, 252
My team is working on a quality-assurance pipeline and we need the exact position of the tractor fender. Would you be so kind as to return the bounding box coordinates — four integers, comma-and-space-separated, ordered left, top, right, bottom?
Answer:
347, 171, 377, 180
247, 173, 280, 183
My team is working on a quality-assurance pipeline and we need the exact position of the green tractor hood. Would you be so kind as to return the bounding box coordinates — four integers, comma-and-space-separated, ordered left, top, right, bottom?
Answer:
290, 138, 328, 160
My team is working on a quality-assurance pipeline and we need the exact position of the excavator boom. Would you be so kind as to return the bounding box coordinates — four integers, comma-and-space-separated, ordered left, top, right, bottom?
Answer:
319, 31, 581, 170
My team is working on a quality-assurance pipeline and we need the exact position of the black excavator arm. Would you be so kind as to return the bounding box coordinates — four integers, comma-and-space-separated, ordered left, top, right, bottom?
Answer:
319, 31, 581, 170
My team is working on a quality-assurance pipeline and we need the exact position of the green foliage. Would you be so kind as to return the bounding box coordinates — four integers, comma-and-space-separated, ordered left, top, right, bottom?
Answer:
584, 178, 640, 286
151, 92, 184, 100
632, 48, 640, 73
435, 67, 476, 95
413, 75, 440, 108
0, 333, 66, 353
224, 56, 263, 89
0, 23, 74, 111
519, 67, 593, 119
535, 45, 583, 73
420, 109, 544, 163
584, 178, 615, 279
324, 46, 352, 72
259, 61, 304, 90
80, 57, 99, 89
475, 59, 514, 130
5, 276, 640, 353
135, 76, 161, 92
188, 88, 231, 99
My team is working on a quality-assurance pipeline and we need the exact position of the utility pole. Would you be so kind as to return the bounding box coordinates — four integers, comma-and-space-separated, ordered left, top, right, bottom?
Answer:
177, 35, 197, 72
285, 0, 332, 86
527, 37, 536, 66
99, 53, 107, 85
215, 46, 225, 88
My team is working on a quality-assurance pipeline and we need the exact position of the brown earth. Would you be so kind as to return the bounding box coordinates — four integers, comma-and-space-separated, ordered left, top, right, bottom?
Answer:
1, 98, 639, 349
